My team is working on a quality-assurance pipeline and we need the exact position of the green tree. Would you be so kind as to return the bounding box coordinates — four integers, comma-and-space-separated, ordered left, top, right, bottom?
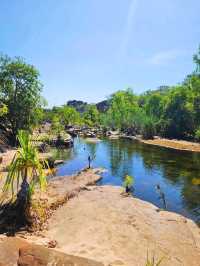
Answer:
107, 89, 139, 130
51, 114, 64, 135
144, 93, 164, 119
59, 105, 81, 126
0, 55, 44, 145
193, 45, 200, 73
83, 104, 99, 126
161, 86, 194, 139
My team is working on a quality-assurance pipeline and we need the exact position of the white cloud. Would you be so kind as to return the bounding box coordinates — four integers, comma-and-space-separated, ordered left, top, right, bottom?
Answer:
148, 49, 187, 65
119, 0, 138, 59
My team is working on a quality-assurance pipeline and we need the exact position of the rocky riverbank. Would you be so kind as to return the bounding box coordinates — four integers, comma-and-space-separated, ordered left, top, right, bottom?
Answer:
0, 167, 104, 233
1, 181, 199, 265
0, 165, 200, 265
43, 185, 200, 266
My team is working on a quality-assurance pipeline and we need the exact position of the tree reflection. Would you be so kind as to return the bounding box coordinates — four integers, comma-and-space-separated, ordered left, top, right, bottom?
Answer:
106, 139, 134, 177
105, 138, 200, 221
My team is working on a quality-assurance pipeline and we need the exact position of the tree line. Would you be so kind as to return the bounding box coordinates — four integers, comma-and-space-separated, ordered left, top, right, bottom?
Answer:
102, 46, 200, 140
0, 46, 200, 146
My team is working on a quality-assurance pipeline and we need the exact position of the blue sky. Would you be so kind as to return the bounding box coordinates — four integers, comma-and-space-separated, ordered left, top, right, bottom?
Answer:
0, 0, 200, 106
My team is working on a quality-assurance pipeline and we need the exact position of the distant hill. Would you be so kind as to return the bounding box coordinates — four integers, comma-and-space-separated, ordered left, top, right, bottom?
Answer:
67, 100, 88, 113
96, 100, 110, 112
67, 100, 110, 113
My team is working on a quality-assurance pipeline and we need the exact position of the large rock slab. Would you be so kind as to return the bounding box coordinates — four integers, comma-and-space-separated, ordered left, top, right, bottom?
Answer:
22, 168, 103, 231
45, 168, 103, 207
46, 186, 200, 266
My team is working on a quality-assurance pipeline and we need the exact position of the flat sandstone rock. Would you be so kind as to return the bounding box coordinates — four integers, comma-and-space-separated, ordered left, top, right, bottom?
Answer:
45, 186, 200, 266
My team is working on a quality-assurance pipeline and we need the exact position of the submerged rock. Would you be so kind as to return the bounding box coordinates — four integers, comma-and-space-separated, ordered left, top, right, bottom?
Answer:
38, 142, 50, 153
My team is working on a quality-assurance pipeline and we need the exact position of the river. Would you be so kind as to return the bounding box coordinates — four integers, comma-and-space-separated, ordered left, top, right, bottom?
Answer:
52, 137, 200, 222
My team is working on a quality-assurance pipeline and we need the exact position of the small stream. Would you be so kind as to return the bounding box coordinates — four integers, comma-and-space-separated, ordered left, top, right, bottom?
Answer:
51, 137, 200, 222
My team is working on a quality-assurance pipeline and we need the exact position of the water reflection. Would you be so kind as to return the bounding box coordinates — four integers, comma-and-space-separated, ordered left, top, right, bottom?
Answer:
55, 138, 200, 222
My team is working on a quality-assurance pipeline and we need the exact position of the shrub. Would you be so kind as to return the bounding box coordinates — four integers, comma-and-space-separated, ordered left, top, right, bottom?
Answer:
123, 175, 134, 193
141, 116, 156, 140
195, 128, 200, 142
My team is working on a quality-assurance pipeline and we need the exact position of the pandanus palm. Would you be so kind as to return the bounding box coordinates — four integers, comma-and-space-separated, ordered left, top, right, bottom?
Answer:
3, 130, 47, 200
145, 255, 163, 266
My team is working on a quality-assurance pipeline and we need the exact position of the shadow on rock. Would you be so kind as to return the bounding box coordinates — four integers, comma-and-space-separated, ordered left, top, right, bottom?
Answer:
0, 181, 30, 235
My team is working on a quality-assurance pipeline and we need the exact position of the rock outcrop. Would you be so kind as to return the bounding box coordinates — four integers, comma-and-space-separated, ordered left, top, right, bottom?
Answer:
0, 237, 103, 266
27, 168, 103, 231
18, 242, 104, 266
66, 99, 110, 113
46, 186, 200, 266
1, 172, 200, 266
67, 100, 88, 113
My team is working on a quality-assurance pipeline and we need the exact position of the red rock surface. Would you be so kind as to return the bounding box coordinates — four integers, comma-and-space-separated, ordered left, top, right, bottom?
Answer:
0, 236, 103, 266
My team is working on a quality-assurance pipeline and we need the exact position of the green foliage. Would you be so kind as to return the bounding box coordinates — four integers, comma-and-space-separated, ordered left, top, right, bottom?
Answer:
141, 116, 156, 140
2, 45, 200, 142
160, 86, 194, 139
83, 104, 99, 126
2, 130, 47, 198
0, 55, 44, 145
100, 89, 157, 138
195, 127, 200, 142
44, 105, 81, 130
51, 114, 64, 135
0, 103, 8, 117
193, 45, 200, 73
144, 93, 164, 119
97, 46, 200, 140
107, 89, 139, 130
60, 105, 81, 125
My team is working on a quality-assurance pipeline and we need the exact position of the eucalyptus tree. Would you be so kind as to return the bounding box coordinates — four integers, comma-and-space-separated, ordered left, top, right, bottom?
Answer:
59, 105, 81, 126
83, 104, 99, 126
107, 89, 140, 131
0, 55, 44, 145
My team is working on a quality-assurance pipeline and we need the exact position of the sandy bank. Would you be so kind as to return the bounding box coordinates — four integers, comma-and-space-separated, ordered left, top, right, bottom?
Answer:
140, 138, 200, 152
42, 185, 200, 266
84, 137, 102, 143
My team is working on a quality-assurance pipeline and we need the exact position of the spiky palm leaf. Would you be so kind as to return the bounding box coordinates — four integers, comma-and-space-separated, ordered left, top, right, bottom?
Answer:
2, 130, 47, 198
145, 252, 163, 266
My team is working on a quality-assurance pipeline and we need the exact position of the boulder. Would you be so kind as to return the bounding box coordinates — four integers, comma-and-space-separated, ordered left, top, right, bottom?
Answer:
38, 143, 50, 153
54, 160, 64, 166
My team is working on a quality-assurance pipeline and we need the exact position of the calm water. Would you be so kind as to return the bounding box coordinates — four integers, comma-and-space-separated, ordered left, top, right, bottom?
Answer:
52, 137, 200, 222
